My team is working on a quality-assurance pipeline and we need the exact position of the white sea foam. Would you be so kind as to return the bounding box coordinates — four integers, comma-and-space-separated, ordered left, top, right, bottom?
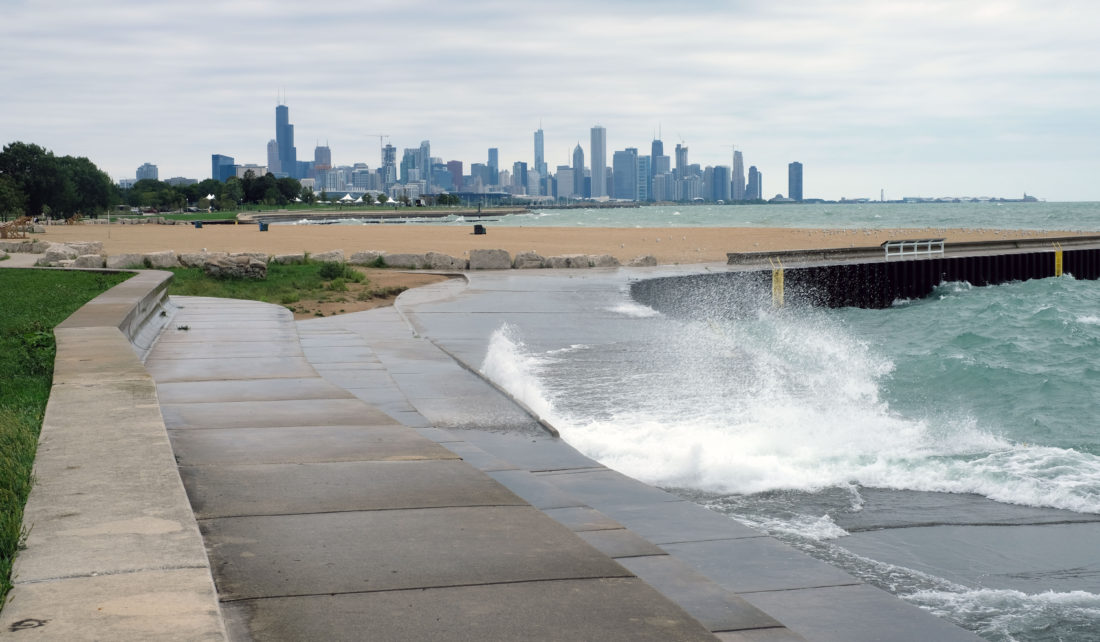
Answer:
1077, 315, 1100, 325
908, 587, 1100, 639
479, 314, 1100, 514
606, 301, 660, 318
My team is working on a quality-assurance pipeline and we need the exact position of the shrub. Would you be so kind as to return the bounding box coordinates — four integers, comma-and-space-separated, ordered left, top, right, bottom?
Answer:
318, 261, 344, 280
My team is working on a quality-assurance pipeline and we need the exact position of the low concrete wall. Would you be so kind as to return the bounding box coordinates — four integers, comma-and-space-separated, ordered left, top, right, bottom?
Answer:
0, 270, 226, 640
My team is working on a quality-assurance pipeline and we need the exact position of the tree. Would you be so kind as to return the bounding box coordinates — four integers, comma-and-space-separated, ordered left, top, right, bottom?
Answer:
361, 192, 375, 205
319, 189, 329, 203
0, 174, 26, 221
376, 192, 389, 204
301, 186, 315, 204
0, 142, 60, 217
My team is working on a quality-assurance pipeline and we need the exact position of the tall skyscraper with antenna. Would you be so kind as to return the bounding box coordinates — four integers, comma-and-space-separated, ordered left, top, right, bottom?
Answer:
275, 100, 298, 179
732, 150, 745, 200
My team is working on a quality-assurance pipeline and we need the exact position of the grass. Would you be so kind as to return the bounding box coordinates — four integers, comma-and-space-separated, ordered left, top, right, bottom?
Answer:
167, 261, 362, 302
0, 269, 131, 606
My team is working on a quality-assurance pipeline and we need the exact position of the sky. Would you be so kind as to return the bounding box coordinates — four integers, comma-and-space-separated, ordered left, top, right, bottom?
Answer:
2, 0, 1099, 201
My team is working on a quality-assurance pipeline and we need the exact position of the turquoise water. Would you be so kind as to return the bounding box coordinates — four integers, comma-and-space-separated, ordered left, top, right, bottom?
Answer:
473, 203, 1100, 640
297, 201, 1100, 232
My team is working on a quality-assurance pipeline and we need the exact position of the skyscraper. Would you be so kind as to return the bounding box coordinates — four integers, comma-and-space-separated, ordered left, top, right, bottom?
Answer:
711, 166, 731, 202
211, 154, 235, 182
612, 148, 638, 200
446, 161, 463, 192
381, 144, 397, 187
674, 144, 688, 178
275, 104, 297, 179
512, 161, 528, 194
136, 162, 158, 181
533, 128, 545, 195
650, 138, 663, 178
418, 141, 432, 193
487, 148, 499, 186
788, 162, 803, 201
732, 151, 745, 201
267, 140, 280, 175
747, 166, 762, 200
590, 126, 606, 198
572, 144, 585, 198
314, 144, 332, 170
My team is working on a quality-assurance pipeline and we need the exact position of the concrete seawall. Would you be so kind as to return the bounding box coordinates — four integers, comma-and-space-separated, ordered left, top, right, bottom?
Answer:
0, 270, 226, 640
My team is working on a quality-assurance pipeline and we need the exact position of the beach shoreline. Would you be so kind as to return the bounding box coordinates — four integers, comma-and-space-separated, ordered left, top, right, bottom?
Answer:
33, 223, 1089, 266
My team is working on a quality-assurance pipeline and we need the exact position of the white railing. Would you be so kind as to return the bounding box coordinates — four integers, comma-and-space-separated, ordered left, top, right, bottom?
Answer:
882, 238, 945, 260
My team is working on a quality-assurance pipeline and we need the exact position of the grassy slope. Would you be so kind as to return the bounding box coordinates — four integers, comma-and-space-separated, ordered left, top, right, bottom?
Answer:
0, 269, 131, 605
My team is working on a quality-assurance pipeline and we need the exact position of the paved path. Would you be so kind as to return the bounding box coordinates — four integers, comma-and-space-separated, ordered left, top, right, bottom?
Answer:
147, 297, 725, 640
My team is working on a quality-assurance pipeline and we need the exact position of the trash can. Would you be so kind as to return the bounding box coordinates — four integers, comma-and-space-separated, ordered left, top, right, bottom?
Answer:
193, 220, 203, 229
474, 224, 486, 235
258, 221, 268, 232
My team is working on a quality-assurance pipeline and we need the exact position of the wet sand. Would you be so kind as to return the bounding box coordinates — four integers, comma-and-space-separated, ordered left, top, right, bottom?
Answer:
38, 222, 1084, 265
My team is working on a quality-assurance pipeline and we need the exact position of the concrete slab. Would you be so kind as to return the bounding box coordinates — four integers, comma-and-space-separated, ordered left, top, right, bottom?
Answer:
180, 460, 526, 518
154, 327, 300, 344
0, 569, 225, 642
145, 356, 318, 382
168, 425, 458, 466
577, 528, 669, 558
741, 584, 981, 642
147, 340, 304, 360
155, 377, 351, 404
715, 630, 807, 642
488, 469, 590, 509
463, 431, 603, 471
221, 578, 717, 641
159, 398, 394, 429
201, 506, 632, 600
543, 505, 626, 532
535, 467, 683, 508
581, 499, 765, 545
299, 346, 380, 364
441, 441, 522, 472
661, 537, 860, 594
619, 554, 784, 634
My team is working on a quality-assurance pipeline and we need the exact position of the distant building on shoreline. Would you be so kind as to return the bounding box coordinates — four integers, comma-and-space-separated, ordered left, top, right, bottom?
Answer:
788, 161, 803, 201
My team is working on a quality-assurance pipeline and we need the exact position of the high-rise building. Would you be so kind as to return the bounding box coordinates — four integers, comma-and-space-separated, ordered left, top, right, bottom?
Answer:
533, 128, 546, 194
788, 162, 803, 201
747, 166, 762, 200
267, 140, 280, 175
211, 155, 235, 182
650, 138, 663, 179
381, 144, 397, 187
572, 144, 585, 198
636, 155, 651, 202
590, 126, 606, 198
314, 144, 332, 170
556, 165, 575, 199
512, 161, 528, 194
712, 165, 731, 202
136, 162, 158, 181
732, 151, 745, 201
487, 148, 499, 186
418, 141, 432, 193
612, 148, 638, 200
674, 144, 688, 178
275, 104, 297, 179
446, 161, 463, 192
401, 148, 419, 183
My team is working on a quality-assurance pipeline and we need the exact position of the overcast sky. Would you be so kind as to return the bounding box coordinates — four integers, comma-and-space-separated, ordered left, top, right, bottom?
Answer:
2, 0, 1098, 201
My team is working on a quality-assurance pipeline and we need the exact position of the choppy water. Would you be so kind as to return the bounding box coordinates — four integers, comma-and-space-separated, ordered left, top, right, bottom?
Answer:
296, 201, 1100, 232
480, 274, 1100, 641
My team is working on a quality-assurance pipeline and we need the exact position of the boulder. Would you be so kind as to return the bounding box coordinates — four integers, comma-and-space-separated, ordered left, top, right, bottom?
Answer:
106, 253, 145, 269
203, 254, 267, 280
72, 254, 106, 269
68, 241, 103, 255
383, 253, 427, 269
32, 225, 45, 233
143, 250, 179, 268
271, 253, 307, 265
36, 243, 79, 265
589, 254, 621, 268
545, 254, 591, 269
627, 255, 658, 267
469, 249, 512, 270
179, 252, 226, 268
0, 240, 49, 253
513, 251, 546, 269
235, 251, 269, 263
425, 252, 466, 270
348, 250, 385, 266
311, 249, 344, 263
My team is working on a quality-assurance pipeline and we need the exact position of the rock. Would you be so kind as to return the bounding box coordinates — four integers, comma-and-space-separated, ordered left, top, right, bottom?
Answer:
36, 243, 79, 265
179, 252, 220, 267
106, 253, 145, 269
545, 254, 591, 269
236, 251, 269, 263
203, 254, 267, 280
311, 250, 345, 263
0, 240, 49, 253
383, 253, 427, 269
72, 254, 106, 268
143, 250, 179, 268
513, 251, 546, 269
425, 252, 466, 270
589, 254, 621, 268
57, 260, 75, 268
469, 249, 512, 270
271, 253, 307, 265
32, 225, 45, 233
628, 255, 658, 267
348, 250, 385, 266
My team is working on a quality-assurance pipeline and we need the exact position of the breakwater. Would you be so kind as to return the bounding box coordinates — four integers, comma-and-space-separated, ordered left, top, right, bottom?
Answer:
632, 237, 1100, 313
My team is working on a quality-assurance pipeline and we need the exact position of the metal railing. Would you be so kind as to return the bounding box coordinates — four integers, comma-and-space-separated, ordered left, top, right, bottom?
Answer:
882, 238, 945, 260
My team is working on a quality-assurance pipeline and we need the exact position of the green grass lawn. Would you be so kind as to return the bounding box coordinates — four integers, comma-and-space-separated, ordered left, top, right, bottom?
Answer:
165, 260, 366, 306
0, 269, 132, 605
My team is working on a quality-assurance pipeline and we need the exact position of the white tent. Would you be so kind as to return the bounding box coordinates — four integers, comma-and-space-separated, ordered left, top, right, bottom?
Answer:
354, 196, 363, 203
339, 193, 354, 202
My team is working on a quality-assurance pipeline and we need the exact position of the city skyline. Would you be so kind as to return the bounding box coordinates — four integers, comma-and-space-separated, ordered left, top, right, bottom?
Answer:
3, 1, 1099, 201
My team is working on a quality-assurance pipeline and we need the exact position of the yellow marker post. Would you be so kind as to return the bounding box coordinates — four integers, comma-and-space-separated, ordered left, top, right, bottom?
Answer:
1053, 242, 1063, 277
769, 257, 785, 308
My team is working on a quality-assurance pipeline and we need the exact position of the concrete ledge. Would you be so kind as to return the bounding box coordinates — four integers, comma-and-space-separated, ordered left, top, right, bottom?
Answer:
0, 271, 226, 640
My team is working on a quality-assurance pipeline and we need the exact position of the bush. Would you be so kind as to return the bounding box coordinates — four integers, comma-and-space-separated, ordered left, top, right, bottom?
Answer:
318, 261, 344, 280
327, 278, 348, 292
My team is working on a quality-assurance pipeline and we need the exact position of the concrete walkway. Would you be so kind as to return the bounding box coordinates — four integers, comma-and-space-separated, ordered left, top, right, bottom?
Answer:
148, 297, 724, 640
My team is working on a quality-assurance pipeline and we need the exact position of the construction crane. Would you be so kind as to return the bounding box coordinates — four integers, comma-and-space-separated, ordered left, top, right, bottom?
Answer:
365, 134, 390, 163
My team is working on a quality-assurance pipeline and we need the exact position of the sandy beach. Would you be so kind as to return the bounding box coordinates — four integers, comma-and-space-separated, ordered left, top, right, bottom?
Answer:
36, 222, 1089, 265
